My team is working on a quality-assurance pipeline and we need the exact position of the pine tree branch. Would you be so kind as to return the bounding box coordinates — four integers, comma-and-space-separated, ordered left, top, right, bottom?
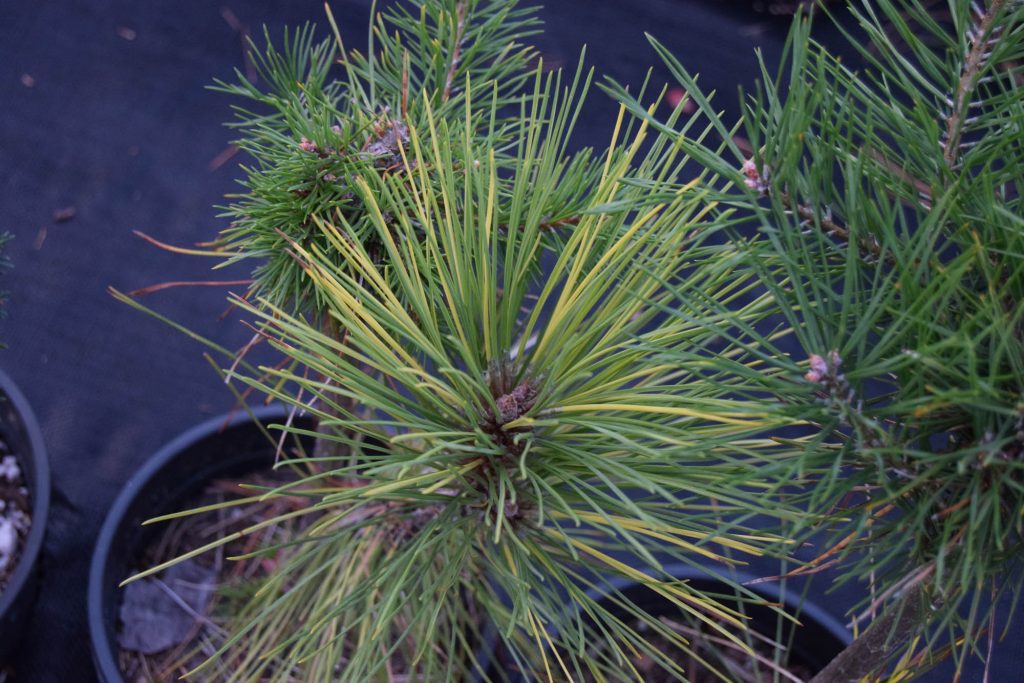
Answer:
442, 1, 469, 102
312, 314, 357, 463
943, 0, 1006, 168
778, 191, 884, 262
808, 580, 933, 683
540, 215, 580, 231
742, 162, 887, 262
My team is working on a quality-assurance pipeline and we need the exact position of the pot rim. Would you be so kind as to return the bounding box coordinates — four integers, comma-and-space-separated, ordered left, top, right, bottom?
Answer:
0, 366, 50, 620
584, 562, 851, 650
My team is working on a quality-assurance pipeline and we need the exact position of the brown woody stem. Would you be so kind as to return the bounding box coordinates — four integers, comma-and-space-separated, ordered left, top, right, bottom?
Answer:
313, 316, 355, 462
779, 191, 884, 262
943, 0, 1006, 168
808, 580, 933, 683
442, 2, 468, 103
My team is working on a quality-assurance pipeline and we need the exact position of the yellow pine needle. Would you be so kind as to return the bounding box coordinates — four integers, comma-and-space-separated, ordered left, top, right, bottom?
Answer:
293, 268, 462, 407
132, 230, 225, 256
422, 95, 469, 304
348, 468, 457, 498
562, 364, 677, 406
600, 102, 628, 185
500, 416, 535, 430
302, 533, 382, 645
421, 458, 483, 494
302, 245, 423, 369
550, 530, 750, 636
122, 506, 312, 586
559, 510, 769, 557
567, 179, 698, 303
503, 542, 517, 577
305, 504, 376, 537
393, 122, 477, 362
481, 147, 497, 359
141, 494, 267, 525
551, 403, 764, 425
537, 105, 652, 355
313, 215, 418, 323
526, 606, 572, 683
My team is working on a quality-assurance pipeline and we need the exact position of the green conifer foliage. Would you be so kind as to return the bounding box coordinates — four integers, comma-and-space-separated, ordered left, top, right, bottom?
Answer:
116, 0, 1024, 678
116, 2, 804, 680
211, 1, 595, 315
612, 0, 1024, 678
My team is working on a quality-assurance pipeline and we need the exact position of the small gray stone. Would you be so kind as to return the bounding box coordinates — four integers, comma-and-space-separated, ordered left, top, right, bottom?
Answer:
117, 559, 218, 654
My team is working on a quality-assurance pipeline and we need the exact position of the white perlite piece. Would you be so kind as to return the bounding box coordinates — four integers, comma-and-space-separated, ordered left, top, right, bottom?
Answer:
0, 455, 20, 482
0, 517, 16, 572
0, 453, 31, 581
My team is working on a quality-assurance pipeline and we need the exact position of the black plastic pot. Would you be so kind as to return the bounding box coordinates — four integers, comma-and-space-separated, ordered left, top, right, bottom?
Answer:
88, 406, 313, 683
588, 564, 851, 678
0, 367, 50, 663
89, 407, 497, 682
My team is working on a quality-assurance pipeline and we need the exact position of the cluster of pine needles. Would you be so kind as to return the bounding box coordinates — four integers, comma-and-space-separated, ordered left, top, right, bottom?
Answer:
114, 0, 1024, 681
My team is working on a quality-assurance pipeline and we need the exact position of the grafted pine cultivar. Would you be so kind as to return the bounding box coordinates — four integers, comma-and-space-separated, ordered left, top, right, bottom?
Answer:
155, 78, 795, 681
613, 0, 1024, 679
115, 1, 805, 680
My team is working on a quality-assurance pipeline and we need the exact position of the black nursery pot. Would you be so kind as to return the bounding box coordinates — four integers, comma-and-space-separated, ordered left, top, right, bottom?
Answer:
590, 564, 851, 677
0, 368, 50, 662
87, 406, 313, 683
90, 406, 500, 682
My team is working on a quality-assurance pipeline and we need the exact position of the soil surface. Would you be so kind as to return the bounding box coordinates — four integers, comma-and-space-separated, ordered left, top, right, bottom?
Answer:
114, 466, 456, 682
116, 468, 303, 682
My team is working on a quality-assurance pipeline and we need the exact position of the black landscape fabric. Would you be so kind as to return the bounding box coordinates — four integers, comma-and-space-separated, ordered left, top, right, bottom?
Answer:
0, 0, 1020, 680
